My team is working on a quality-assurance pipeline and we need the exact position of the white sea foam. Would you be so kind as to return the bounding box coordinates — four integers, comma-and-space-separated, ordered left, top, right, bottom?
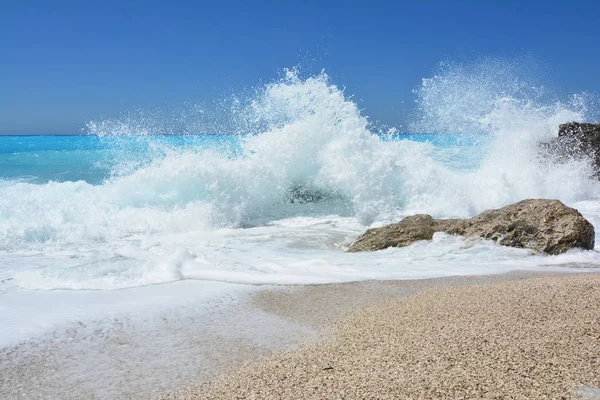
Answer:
1, 62, 599, 295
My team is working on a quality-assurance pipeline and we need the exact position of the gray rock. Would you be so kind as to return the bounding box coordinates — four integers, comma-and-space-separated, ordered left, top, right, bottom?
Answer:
347, 199, 595, 255
540, 122, 600, 177
285, 184, 328, 204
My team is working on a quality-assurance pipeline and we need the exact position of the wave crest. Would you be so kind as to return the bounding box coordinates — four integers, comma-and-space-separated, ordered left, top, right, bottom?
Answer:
1, 62, 599, 252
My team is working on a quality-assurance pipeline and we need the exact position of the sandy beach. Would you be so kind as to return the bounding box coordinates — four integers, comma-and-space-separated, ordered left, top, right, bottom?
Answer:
4, 2, 600, 400
1, 270, 587, 399
164, 272, 600, 400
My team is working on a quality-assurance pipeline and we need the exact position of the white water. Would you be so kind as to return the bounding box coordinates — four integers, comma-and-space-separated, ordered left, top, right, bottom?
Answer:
1, 61, 600, 345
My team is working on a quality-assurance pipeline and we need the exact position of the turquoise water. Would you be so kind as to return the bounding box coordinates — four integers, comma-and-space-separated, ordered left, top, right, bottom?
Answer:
0, 134, 488, 184
0, 135, 243, 184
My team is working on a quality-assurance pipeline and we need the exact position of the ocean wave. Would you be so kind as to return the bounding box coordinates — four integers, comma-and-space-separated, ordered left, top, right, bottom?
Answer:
1, 60, 600, 290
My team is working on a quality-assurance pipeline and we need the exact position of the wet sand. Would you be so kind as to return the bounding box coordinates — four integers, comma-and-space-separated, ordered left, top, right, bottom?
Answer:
165, 272, 600, 400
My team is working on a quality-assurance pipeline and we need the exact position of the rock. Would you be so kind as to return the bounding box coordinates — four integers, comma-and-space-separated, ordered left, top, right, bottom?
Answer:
285, 184, 328, 203
540, 122, 600, 176
558, 121, 600, 135
347, 199, 595, 255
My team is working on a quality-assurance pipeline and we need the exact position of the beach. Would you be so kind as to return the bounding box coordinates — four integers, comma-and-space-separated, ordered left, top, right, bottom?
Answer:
4, 270, 598, 399
3, 59, 600, 399
3, 2, 600, 399
163, 271, 600, 400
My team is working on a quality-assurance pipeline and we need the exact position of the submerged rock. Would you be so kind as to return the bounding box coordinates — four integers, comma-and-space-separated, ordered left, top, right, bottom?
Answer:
285, 184, 328, 204
347, 199, 595, 255
540, 122, 600, 176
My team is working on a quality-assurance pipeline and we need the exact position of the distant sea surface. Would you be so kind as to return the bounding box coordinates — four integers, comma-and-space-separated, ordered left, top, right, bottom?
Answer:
0, 134, 485, 184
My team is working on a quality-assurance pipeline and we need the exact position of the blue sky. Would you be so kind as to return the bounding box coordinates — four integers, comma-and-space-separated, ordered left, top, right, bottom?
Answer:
1, 0, 599, 134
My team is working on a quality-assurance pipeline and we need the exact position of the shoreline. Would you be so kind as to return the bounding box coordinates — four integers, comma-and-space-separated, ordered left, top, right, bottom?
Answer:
165, 271, 600, 400
0, 270, 582, 399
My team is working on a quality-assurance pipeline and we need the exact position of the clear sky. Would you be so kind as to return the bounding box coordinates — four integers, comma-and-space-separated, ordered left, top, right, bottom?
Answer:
1, 0, 599, 134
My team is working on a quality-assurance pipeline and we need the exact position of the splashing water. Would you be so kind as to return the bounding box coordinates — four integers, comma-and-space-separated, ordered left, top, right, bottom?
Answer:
1, 62, 600, 295
408, 58, 599, 215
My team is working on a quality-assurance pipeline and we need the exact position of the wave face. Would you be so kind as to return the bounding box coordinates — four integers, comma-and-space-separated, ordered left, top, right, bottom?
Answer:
1, 62, 600, 290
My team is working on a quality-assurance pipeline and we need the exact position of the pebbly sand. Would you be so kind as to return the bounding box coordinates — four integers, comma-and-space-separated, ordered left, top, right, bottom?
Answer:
164, 272, 600, 400
1, 271, 598, 399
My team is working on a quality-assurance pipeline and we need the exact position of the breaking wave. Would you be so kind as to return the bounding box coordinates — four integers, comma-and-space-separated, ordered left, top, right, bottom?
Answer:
1, 59, 599, 290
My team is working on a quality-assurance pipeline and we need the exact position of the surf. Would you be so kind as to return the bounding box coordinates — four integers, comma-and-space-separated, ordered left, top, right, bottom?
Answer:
0, 60, 599, 293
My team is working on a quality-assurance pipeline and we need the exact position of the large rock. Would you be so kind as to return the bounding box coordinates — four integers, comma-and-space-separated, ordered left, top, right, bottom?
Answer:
540, 122, 600, 176
347, 199, 595, 255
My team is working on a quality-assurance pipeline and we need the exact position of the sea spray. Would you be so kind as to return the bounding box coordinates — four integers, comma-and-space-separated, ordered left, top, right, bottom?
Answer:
406, 58, 600, 215
1, 61, 599, 291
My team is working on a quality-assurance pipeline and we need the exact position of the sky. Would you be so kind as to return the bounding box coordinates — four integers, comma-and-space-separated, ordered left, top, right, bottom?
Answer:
1, 0, 599, 134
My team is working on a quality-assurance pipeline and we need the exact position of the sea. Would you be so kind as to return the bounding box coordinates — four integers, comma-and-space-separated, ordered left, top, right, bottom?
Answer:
2, 64, 600, 347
